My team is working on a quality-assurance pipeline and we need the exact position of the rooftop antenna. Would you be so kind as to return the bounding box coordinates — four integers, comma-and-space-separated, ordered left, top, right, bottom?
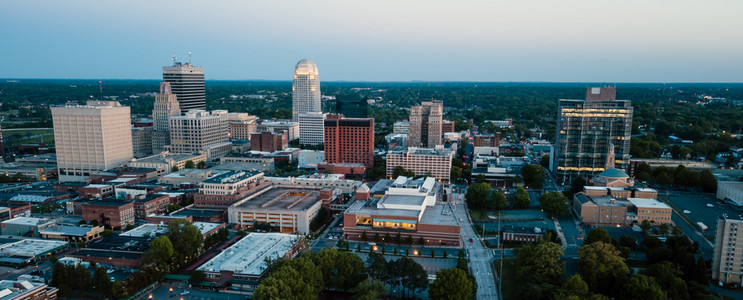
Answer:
172, 55, 177, 65
188, 52, 192, 64
99, 80, 103, 99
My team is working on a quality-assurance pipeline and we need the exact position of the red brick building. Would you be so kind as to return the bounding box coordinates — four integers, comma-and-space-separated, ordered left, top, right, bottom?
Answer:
474, 133, 501, 147
442, 120, 455, 134
250, 131, 288, 152
317, 163, 367, 175
324, 115, 374, 168
81, 201, 135, 228
133, 194, 170, 219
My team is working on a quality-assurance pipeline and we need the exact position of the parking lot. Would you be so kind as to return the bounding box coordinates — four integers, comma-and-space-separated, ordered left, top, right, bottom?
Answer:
664, 190, 743, 235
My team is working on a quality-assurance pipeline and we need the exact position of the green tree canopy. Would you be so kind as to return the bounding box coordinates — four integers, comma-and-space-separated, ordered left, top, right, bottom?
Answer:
166, 220, 203, 266
540, 155, 550, 169
539, 192, 568, 217
521, 164, 546, 189
351, 278, 388, 300
621, 274, 667, 300
312, 248, 367, 292
184, 160, 195, 169
489, 189, 507, 210
429, 268, 474, 300
584, 228, 611, 245
465, 182, 492, 209
699, 170, 717, 193
516, 241, 565, 287
578, 242, 629, 297
512, 186, 531, 208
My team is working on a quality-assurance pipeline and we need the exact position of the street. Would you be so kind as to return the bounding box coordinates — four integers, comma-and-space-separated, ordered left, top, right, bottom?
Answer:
453, 195, 499, 300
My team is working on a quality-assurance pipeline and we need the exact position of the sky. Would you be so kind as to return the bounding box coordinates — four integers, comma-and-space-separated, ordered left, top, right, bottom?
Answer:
1, 0, 741, 82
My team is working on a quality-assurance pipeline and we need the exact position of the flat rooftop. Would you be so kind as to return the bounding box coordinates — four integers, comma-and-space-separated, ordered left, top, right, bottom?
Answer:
0, 280, 47, 299
379, 194, 427, 207
131, 153, 204, 164
121, 222, 222, 237
197, 233, 299, 276
40, 225, 98, 237
203, 171, 262, 184
0, 239, 67, 257
171, 208, 224, 218
628, 198, 672, 209
418, 202, 459, 226
233, 187, 322, 212
1, 217, 53, 226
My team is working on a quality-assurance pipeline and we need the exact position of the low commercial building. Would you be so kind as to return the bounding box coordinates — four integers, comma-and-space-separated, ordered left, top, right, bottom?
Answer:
265, 176, 359, 194
0, 279, 58, 299
81, 201, 135, 228
228, 113, 257, 140
298, 150, 324, 169
0, 239, 68, 266
132, 194, 171, 219
128, 152, 207, 175
573, 193, 671, 227
197, 233, 305, 288
158, 169, 229, 186
227, 187, 329, 234
0, 217, 56, 237
501, 226, 547, 243
68, 235, 149, 268
250, 131, 288, 152
120, 222, 225, 239
40, 225, 105, 242
194, 171, 267, 209
473, 133, 500, 147
343, 177, 461, 247
717, 181, 743, 207
712, 217, 743, 286
317, 162, 367, 176
386, 146, 454, 182
257, 120, 299, 141
78, 184, 115, 199
627, 198, 673, 225
471, 154, 528, 187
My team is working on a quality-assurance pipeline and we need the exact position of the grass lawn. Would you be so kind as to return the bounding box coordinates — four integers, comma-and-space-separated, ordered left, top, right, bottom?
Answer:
470, 209, 492, 221
2, 128, 54, 146
494, 259, 518, 300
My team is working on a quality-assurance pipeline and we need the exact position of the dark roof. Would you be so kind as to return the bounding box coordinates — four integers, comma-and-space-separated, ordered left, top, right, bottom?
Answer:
72, 249, 142, 260
172, 208, 223, 218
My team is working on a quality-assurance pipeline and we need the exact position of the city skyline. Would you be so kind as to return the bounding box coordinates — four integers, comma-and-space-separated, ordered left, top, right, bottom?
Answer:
1, 1, 742, 82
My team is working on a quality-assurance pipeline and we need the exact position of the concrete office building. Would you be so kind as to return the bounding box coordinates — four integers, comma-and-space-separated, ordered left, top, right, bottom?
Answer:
298, 112, 326, 145
258, 120, 299, 141
128, 152, 207, 175
343, 177, 461, 246
713, 217, 743, 286
52, 101, 133, 182
291, 59, 321, 122
553, 87, 633, 183
386, 146, 454, 182
194, 171, 266, 209
228, 113, 257, 140
131, 126, 153, 157
336, 94, 368, 118
227, 186, 328, 234
393, 121, 410, 135
151, 82, 181, 154
163, 60, 205, 112
298, 150, 324, 169
409, 101, 443, 148
324, 115, 375, 168
0, 279, 58, 299
717, 181, 743, 207
169, 110, 231, 160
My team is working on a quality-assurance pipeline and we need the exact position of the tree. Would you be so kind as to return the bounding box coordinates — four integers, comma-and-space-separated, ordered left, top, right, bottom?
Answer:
475, 174, 487, 183
570, 177, 587, 196
312, 248, 367, 292
584, 228, 611, 245
196, 161, 206, 169
429, 268, 474, 300
521, 164, 546, 189
92, 267, 113, 296
366, 252, 388, 282
254, 264, 319, 300
144, 236, 174, 268
658, 223, 670, 236
489, 189, 507, 210
171, 165, 179, 172
184, 160, 195, 169
166, 220, 203, 266
562, 274, 589, 298
636, 163, 652, 180
465, 182, 491, 209
618, 235, 637, 250
516, 241, 564, 287
644, 261, 689, 300
699, 170, 717, 193
622, 274, 667, 300
418, 237, 426, 246
641, 220, 652, 233
540, 155, 550, 169
361, 231, 368, 241
539, 192, 568, 217
450, 166, 462, 181
190, 270, 206, 283
656, 171, 672, 185
392, 166, 415, 178
578, 242, 629, 297
512, 186, 531, 208
351, 278, 387, 300
387, 257, 427, 298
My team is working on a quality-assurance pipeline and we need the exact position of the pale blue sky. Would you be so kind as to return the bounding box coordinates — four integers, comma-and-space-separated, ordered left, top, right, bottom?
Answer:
1, 0, 741, 82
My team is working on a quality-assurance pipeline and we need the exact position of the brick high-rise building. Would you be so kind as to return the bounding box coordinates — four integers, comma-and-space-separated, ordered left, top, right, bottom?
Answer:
227, 113, 257, 140
554, 87, 633, 183
250, 131, 288, 153
409, 101, 443, 148
52, 101, 133, 182
442, 120, 455, 134
323, 115, 375, 168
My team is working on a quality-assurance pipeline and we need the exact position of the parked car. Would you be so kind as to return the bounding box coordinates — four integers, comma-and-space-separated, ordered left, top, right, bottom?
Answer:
683, 210, 691, 214
707, 204, 714, 208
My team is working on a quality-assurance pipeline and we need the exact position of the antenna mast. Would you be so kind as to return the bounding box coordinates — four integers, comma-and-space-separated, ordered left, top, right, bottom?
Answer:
172, 55, 177, 66
188, 52, 192, 64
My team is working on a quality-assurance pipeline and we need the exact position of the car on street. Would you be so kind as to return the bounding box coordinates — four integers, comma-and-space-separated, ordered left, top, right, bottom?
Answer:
683, 210, 691, 214
707, 204, 714, 207
180, 291, 190, 295
469, 238, 473, 242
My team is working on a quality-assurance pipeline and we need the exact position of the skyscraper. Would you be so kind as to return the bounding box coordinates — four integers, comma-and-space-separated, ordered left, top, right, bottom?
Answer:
324, 115, 375, 168
336, 94, 368, 118
292, 59, 321, 122
163, 60, 205, 113
151, 82, 181, 154
52, 101, 133, 182
409, 101, 443, 148
298, 112, 326, 145
553, 87, 633, 183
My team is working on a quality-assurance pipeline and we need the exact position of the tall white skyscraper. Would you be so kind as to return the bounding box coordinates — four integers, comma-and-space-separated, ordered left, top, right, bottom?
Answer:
152, 82, 181, 154
163, 60, 205, 113
52, 101, 133, 182
292, 59, 321, 122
